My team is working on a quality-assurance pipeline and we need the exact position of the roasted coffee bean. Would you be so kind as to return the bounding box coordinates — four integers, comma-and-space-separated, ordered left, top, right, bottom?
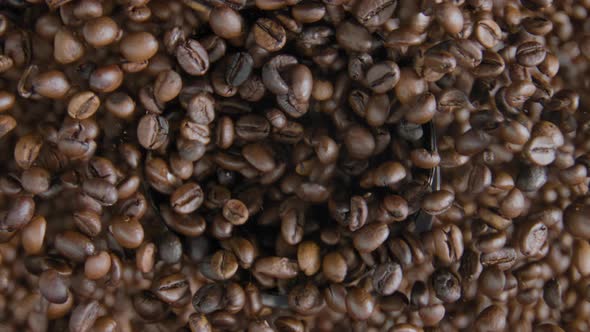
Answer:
154, 70, 182, 103
69, 300, 100, 332
222, 199, 249, 225
39, 269, 68, 304
353, 222, 389, 253
170, 182, 204, 214
82, 16, 119, 48
516, 41, 546, 67
431, 268, 461, 303
89, 64, 124, 93
192, 283, 225, 314
209, 6, 244, 39
254, 18, 286, 52
366, 61, 400, 94
254, 256, 298, 279
153, 273, 189, 304
84, 251, 111, 280
288, 283, 324, 315
137, 114, 169, 150
346, 287, 375, 320
177, 39, 210, 76
108, 216, 144, 249
1, 196, 35, 231
373, 262, 402, 296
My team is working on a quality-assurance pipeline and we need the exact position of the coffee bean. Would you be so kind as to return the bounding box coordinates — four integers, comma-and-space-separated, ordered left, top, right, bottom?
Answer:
516, 165, 548, 192
475, 19, 502, 49
120, 31, 158, 62
177, 39, 210, 76
432, 268, 461, 303
431, 224, 463, 265
192, 283, 225, 314
154, 70, 182, 103
346, 287, 375, 320
153, 273, 189, 304
518, 220, 548, 256
209, 6, 244, 39
137, 114, 169, 150
69, 300, 100, 332
254, 18, 286, 52
222, 199, 249, 225
475, 304, 506, 331
84, 251, 111, 280
170, 182, 204, 214
516, 41, 547, 67
108, 216, 144, 249
373, 262, 402, 296
297, 241, 320, 276
288, 283, 324, 315
366, 61, 400, 94
353, 222, 389, 253
39, 269, 68, 304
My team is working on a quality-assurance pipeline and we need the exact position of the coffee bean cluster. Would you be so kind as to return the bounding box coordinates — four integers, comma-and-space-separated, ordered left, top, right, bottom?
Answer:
0, 0, 590, 331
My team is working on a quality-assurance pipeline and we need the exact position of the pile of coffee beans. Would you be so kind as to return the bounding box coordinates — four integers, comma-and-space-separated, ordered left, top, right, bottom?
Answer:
1, 0, 590, 331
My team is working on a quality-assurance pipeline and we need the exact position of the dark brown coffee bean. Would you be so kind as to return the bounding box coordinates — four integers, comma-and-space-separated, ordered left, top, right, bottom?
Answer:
72, 210, 101, 237
366, 61, 400, 94
543, 279, 562, 309
133, 291, 168, 320
322, 251, 347, 283
82, 178, 118, 206
435, 3, 463, 34
89, 65, 123, 93
192, 283, 225, 314
450, 39, 483, 69
222, 199, 249, 225
481, 247, 517, 269
430, 224, 463, 265
254, 256, 298, 279
353, 222, 389, 253
516, 41, 546, 67
82, 16, 119, 48
209, 6, 244, 39
431, 268, 460, 303
253, 18, 286, 52
154, 69, 182, 103
69, 300, 100, 332
336, 20, 373, 53
84, 251, 111, 280
518, 220, 548, 256
516, 165, 547, 192
288, 283, 324, 315
354, 0, 397, 27
1, 195, 35, 231
474, 19, 501, 49
15, 134, 43, 169
21, 216, 46, 255
137, 114, 169, 150
54, 28, 85, 64
0, 114, 16, 139
226, 52, 254, 87
108, 216, 144, 249
176, 39, 210, 76
274, 316, 305, 332
373, 262, 402, 296
170, 182, 204, 214
153, 273, 189, 304
474, 304, 506, 332
39, 269, 68, 304
188, 313, 212, 332
346, 286, 375, 320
